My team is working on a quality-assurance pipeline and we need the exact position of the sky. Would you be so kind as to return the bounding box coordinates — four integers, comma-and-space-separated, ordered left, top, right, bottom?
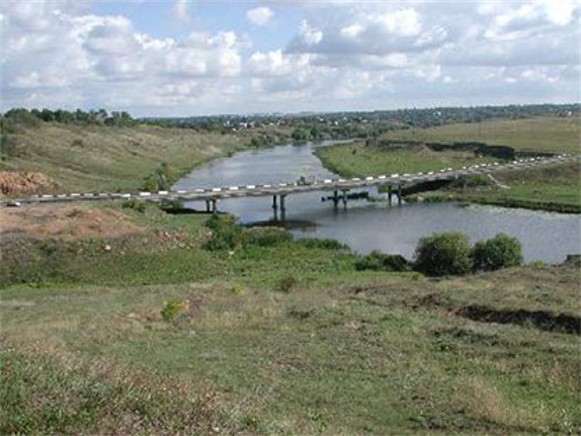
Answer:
1, 0, 579, 117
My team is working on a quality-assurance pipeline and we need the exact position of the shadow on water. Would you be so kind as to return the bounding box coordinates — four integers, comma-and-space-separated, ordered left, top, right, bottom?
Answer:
245, 218, 318, 231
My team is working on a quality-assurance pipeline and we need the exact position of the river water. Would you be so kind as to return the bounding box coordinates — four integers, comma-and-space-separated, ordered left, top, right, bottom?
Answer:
174, 140, 580, 263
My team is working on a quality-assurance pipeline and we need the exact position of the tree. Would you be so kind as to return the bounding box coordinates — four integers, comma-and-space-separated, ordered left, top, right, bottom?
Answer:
472, 233, 523, 272
414, 232, 472, 276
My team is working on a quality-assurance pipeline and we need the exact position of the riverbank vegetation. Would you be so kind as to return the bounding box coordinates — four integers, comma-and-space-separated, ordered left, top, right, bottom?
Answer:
316, 116, 580, 213
413, 160, 581, 213
1, 202, 580, 433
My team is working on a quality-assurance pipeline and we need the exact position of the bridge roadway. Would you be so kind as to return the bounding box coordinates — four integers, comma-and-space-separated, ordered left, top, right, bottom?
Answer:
2, 154, 578, 212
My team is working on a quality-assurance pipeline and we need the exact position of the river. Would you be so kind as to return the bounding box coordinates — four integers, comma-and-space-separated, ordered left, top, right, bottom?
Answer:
173, 140, 580, 263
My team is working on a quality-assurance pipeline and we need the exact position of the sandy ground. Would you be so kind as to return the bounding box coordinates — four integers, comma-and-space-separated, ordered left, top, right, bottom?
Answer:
0, 203, 144, 240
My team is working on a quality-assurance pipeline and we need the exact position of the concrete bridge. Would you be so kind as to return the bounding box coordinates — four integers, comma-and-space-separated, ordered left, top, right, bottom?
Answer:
2, 154, 578, 217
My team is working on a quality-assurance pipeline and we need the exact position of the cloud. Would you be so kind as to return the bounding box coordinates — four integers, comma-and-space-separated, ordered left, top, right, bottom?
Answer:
0, 0, 579, 115
246, 6, 273, 26
170, 0, 190, 24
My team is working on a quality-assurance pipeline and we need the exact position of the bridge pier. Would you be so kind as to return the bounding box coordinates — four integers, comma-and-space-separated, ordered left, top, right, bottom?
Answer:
388, 185, 393, 206
211, 199, 218, 214
272, 195, 278, 211
397, 184, 402, 206
332, 190, 339, 208
205, 199, 211, 213
342, 190, 348, 209
280, 195, 287, 221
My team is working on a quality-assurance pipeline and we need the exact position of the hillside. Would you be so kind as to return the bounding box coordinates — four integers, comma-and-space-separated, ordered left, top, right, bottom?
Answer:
0, 121, 283, 195
379, 115, 581, 154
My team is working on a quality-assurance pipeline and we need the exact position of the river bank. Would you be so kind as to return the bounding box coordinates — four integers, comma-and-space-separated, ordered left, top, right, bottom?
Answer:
315, 140, 580, 214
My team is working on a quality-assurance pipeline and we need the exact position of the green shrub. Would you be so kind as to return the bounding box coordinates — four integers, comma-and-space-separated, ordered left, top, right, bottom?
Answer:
296, 238, 348, 250
414, 232, 472, 276
241, 227, 293, 247
355, 251, 411, 272
160, 299, 186, 323
472, 233, 523, 272
159, 198, 183, 211
122, 198, 147, 213
204, 215, 242, 251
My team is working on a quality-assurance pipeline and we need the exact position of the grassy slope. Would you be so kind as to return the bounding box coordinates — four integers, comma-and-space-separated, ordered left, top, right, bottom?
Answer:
382, 115, 581, 154
0, 122, 281, 194
1, 204, 580, 434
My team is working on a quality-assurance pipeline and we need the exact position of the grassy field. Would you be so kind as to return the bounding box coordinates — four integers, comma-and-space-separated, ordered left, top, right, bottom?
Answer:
315, 141, 497, 178
414, 161, 581, 213
382, 115, 580, 154
1, 203, 580, 433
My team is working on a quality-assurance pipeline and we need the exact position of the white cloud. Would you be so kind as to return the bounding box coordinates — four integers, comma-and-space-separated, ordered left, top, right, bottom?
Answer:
299, 20, 323, 45
170, 0, 190, 24
246, 6, 273, 26
0, 0, 578, 115
377, 8, 422, 37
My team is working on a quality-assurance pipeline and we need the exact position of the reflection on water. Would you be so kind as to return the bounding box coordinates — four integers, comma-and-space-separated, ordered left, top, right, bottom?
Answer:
174, 141, 581, 263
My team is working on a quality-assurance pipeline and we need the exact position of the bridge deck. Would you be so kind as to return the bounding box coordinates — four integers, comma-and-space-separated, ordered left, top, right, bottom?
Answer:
2, 155, 577, 206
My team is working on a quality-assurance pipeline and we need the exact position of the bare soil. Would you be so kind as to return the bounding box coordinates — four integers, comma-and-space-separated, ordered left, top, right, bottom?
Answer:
0, 171, 56, 196
0, 204, 144, 240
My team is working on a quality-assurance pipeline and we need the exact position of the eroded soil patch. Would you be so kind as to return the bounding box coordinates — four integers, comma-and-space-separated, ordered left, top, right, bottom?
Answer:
0, 171, 56, 196
0, 204, 144, 240
457, 305, 581, 335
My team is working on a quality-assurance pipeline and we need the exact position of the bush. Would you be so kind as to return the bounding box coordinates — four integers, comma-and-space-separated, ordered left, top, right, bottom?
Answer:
414, 232, 472, 276
204, 215, 242, 251
160, 299, 188, 322
241, 227, 293, 247
472, 233, 523, 272
355, 251, 411, 272
296, 238, 348, 250
122, 198, 147, 213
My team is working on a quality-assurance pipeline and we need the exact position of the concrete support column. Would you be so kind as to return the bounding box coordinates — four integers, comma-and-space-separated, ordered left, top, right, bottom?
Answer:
280, 195, 287, 221
342, 190, 348, 209
397, 184, 402, 206
205, 199, 211, 213
332, 190, 339, 208
388, 185, 393, 206
211, 199, 218, 214
272, 195, 278, 211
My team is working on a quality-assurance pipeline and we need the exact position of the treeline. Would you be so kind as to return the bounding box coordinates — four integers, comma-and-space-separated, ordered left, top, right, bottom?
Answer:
1, 108, 137, 127
145, 103, 580, 131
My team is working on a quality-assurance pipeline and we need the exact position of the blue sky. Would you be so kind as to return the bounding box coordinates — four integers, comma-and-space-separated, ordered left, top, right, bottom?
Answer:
1, 0, 579, 116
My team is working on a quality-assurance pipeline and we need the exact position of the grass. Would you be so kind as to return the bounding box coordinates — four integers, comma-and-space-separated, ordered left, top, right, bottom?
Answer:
1, 203, 580, 433
0, 121, 289, 194
382, 115, 581, 154
315, 117, 580, 213
415, 161, 581, 213
315, 141, 497, 177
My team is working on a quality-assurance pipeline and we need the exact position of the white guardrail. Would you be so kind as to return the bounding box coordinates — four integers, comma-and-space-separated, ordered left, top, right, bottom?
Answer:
2, 154, 578, 207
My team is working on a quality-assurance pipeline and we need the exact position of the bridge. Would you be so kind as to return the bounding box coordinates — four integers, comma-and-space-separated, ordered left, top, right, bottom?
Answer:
2, 154, 578, 217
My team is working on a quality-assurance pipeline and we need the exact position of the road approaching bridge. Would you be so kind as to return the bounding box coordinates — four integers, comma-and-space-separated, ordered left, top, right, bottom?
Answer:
2, 154, 578, 214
